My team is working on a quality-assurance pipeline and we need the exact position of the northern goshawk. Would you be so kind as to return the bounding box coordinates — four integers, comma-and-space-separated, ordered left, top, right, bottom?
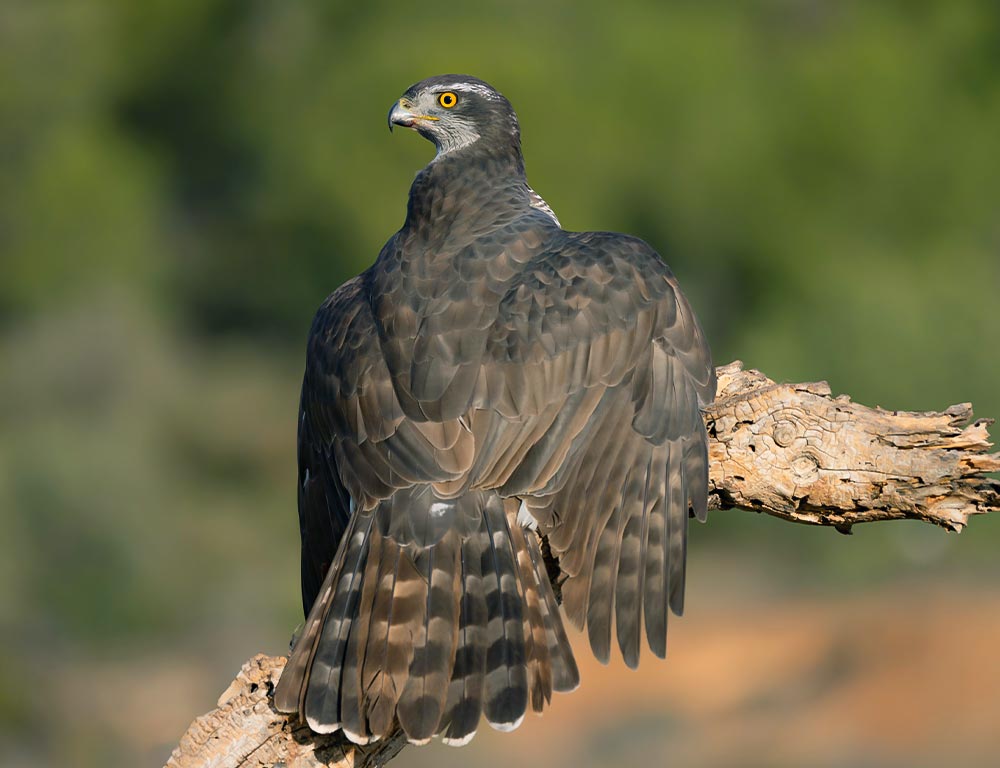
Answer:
274, 74, 716, 746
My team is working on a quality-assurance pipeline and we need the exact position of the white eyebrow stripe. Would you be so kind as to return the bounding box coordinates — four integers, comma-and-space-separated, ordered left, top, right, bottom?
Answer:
433, 82, 502, 99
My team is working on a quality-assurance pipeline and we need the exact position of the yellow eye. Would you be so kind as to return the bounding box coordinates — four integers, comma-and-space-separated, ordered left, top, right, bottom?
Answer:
438, 91, 458, 109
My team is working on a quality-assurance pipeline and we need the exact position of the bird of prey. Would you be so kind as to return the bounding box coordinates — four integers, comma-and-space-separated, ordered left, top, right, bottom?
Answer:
274, 75, 716, 747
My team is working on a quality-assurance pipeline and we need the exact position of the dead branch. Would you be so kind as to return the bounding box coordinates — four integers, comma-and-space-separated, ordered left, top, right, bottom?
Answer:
165, 654, 406, 768
706, 361, 1000, 532
165, 362, 1000, 767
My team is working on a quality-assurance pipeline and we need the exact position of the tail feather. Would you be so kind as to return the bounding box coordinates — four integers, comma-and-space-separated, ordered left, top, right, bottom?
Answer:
396, 535, 463, 743
440, 529, 489, 745
507, 512, 552, 712
339, 526, 384, 743
523, 530, 579, 692
276, 489, 576, 746
274, 509, 360, 715
363, 538, 421, 739
481, 498, 529, 730
303, 514, 375, 731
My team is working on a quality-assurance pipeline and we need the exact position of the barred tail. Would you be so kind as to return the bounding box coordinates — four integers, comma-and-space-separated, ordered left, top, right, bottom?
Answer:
273, 489, 579, 746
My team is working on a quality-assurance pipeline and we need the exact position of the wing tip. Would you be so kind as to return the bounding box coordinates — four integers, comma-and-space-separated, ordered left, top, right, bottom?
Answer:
554, 663, 582, 693
669, 592, 685, 618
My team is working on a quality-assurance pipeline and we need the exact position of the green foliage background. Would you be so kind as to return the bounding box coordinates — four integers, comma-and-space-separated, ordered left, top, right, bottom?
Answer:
1, 1, 998, 766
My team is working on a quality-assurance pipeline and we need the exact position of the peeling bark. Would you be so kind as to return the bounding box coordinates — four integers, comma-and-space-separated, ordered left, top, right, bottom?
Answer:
165, 363, 999, 767
706, 362, 1000, 532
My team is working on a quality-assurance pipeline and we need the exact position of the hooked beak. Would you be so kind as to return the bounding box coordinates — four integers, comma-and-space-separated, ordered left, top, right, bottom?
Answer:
388, 98, 439, 132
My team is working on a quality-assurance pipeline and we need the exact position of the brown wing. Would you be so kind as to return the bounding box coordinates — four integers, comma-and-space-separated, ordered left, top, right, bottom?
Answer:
298, 230, 714, 664
471, 231, 716, 667
357, 226, 714, 664
296, 286, 357, 615
295, 270, 459, 612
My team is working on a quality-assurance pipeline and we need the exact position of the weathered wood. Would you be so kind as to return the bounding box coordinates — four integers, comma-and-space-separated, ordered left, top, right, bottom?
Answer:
707, 361, 1000, 532
165, 363, 1000, 768
165, 654, 406, 768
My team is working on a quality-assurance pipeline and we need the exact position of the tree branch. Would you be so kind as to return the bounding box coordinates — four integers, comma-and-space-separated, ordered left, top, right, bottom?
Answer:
165, 362, 1000, 767
706, 361, 1000, 532
165, 653, 406, 768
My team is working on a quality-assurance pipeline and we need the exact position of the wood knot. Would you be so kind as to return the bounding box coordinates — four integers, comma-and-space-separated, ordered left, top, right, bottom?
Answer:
791, 453, 820, 483
773, 419, 798, 447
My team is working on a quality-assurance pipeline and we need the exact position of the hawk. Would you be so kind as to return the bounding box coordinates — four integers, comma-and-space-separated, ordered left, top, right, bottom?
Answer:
274, 75, 716, 746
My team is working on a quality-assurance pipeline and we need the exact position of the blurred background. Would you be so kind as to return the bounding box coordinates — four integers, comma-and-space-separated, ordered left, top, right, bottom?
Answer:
2, 1, 999, 766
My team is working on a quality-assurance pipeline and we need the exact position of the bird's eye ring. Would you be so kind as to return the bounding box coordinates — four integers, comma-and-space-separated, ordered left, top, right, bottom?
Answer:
438, 92, 458, 109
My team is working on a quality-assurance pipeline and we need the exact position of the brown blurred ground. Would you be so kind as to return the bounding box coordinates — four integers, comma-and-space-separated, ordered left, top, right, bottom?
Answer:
48, 579, 1000, 768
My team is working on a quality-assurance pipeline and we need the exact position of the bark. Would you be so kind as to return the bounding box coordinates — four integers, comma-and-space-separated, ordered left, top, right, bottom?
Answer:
165, 362, 1000, 768
706, 361, 999, 532
165, 653, 406, 768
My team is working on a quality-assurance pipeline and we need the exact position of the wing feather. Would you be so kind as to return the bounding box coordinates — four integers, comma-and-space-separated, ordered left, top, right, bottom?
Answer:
291, 218, 716, 736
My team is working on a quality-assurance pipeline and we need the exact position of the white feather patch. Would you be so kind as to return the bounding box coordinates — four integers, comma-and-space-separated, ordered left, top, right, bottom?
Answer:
434, 82, 503, 101
516, 500, 538, 529
440, 730, 477, 747
489, 713, 526, 732
306, 715, 341, 734
430, 501, 453, 517
433, 122, 482, 159
341, 727, 372, 745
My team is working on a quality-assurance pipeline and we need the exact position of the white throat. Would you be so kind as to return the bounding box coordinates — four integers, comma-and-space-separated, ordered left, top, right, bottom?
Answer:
433, 123, 482, 159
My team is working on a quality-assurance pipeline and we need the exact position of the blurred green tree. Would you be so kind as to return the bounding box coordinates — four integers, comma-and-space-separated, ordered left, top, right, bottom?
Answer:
1, 1, 998, 765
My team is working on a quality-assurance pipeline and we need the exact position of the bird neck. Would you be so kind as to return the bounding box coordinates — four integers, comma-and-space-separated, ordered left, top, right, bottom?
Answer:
403, 140, 530, 239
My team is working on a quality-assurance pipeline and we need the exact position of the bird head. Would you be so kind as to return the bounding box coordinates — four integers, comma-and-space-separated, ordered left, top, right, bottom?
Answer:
388, 75, 520, 157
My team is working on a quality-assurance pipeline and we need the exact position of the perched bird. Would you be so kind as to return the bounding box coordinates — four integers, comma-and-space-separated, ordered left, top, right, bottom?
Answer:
273, 75, 716, 746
